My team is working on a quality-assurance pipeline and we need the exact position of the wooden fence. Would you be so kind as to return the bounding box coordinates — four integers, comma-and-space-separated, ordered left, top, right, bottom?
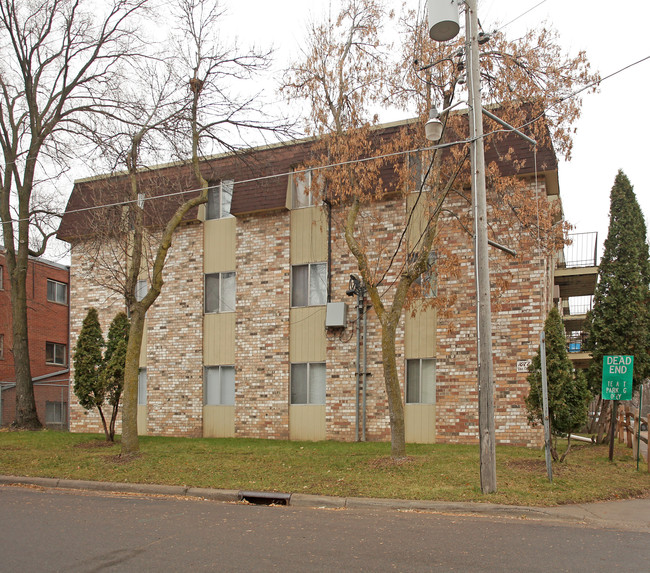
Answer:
615, 405, 648, 470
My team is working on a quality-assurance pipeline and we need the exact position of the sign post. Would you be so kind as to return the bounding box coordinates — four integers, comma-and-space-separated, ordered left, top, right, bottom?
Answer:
602, 355, 634, 461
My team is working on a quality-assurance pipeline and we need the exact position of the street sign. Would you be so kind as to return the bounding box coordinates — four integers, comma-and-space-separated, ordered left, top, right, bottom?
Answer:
602, 355, 634, 400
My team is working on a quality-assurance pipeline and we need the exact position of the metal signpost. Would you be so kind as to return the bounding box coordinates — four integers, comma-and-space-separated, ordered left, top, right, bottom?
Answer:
602, 355, 634, 461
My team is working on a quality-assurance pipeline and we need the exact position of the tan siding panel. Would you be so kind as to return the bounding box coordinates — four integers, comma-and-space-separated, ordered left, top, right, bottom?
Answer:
204, 313, 236, 364
405, 303, 437, 359
203, 405, 235, 438
290, 207, 327, 264
290, 307, 326, 362
204, 217, 236, 273
137, 405, 147, 435
289, 405, 326, 440
405, 404, 436, 443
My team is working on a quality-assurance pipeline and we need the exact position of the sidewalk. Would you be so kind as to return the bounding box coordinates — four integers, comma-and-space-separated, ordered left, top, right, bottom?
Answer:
2, 474, 649, 532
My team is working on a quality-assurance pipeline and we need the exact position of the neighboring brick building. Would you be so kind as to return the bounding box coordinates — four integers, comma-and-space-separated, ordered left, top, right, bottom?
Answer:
58, 118, 563, 446
0, 249, 70, 428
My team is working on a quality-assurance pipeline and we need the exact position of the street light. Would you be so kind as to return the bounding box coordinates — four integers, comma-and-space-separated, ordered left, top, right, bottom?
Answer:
425, 101, 463, 142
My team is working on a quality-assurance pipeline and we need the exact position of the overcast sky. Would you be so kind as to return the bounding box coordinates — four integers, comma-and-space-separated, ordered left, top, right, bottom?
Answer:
225, 0, 650, 261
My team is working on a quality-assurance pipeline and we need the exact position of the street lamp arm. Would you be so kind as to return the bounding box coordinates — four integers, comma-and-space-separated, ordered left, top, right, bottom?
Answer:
481, 108, 536, 147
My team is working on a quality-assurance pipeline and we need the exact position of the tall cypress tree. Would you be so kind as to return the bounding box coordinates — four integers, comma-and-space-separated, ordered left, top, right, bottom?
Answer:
101, 312, 129, 442
586, 170, 650, 391
73, 308, 108, 438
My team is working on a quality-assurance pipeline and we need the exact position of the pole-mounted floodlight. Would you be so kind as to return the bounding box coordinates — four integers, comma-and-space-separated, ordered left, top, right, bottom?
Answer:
427, 0, 460, 42
425, 109, 443, 142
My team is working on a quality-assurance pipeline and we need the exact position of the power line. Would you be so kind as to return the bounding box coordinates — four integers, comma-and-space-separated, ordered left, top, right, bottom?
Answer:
494, 0, 549, 32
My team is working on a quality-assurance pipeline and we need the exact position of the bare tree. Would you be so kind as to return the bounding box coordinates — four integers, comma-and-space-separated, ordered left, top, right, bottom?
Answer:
283, 0, 598, 458
0, 0, 148, 428
69, 0, 289, 455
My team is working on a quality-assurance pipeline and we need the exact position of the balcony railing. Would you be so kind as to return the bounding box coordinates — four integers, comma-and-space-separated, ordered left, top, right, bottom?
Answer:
558, 232, 598, 269
566, 330, 589, 353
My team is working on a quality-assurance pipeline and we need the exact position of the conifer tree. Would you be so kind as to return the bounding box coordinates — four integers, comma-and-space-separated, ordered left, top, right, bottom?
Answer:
73, 308, 108, 438
101, 312, 129, 442
526, 307, 591, 461
586, 170, 650, 391
585, 170, 650, 444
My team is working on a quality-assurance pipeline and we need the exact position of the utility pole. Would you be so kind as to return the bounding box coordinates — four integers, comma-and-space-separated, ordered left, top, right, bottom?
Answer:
464, 0, 497, 494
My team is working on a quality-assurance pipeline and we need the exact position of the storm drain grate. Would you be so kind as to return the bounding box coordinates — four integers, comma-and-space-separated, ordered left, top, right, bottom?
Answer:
238, 490, 292, 506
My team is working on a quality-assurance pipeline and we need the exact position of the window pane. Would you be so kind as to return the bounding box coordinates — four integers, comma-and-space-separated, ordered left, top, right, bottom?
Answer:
420, 359, 436, 404
221, 366, 235, 406
221, 272, 236, 312
47, 280, 55, 301
406, 359, 421, 403
292, 170, 311, 208
206, 185, 220, 220
309, 363, 326, 405
46, 342, 54, 363
291, 265, 308, 307
136, 279, 147, 302
291, 363, 308, 404
138, 368, 147, 405
221, 180, 234, 217
55, 344, 66, 365
57, 282, 67, 303
205, 274, 219, 313
309, 263, 327, 306
205, 367, 220, 405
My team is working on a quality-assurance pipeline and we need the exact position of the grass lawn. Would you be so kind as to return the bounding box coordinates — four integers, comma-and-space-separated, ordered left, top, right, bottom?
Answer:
1, 430, 649, 506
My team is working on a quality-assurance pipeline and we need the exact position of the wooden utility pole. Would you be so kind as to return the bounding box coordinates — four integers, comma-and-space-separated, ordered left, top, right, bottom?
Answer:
465, 0, 497, 494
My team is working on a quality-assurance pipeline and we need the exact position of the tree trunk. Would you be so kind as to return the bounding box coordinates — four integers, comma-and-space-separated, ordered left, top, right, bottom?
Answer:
381, 319, 406, 459
121, 308, 146, 455
560, 433, 572, 462
97, 405, 109, 441
9, 252, 41, 429
109, 403, 119, 442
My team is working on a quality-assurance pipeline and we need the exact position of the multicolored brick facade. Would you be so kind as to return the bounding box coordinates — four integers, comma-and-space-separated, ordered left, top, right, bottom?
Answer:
62, 124, 555, 446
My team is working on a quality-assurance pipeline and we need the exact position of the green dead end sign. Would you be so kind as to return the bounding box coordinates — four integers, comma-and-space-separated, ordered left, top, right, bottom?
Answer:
602, 355, 634, 401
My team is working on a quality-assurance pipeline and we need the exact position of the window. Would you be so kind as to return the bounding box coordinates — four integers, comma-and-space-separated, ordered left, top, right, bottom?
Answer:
47, 279, 67, 304
291, 263, 327, 307
138, 368, 147, 405
291, 362, 326, 405
205, 272, 236, 313
135, 279, 147, 302
204, 366, 235, 406
406, 358, 436, 404
46, 342, 67, 366
292, 169, 316, 208
206, 180, 234, 220
0, 334, 4, 360
46, 401, 66, 426
411, 251, 437, 298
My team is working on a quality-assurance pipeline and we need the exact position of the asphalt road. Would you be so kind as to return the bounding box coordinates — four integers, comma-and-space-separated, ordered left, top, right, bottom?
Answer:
1, 485, 648, 572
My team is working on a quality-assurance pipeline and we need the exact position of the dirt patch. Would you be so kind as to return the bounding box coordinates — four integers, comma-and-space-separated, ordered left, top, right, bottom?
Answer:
506, 458, 564, 476
74, 440, 117, 449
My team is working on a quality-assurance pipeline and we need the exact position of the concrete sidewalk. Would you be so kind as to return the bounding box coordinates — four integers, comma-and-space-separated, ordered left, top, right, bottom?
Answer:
2, 474, 649, 532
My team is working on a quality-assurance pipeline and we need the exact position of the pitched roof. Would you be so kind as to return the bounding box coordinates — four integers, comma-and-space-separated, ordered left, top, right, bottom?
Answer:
58, 116, 557, 242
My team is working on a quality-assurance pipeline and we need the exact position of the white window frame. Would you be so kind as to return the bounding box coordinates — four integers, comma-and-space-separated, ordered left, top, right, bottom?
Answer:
206, 180, 234, 220
290, 362, 326, 405
406, 358, 436, 404
204, 366, 236, 406
46, 342, 67, 366
135, 279, 147, 302
204, 272, 236, 313
292, 168, 316, 208
46, 279, 68, 304
291, 263, 327, 307
138, 368, 147, 405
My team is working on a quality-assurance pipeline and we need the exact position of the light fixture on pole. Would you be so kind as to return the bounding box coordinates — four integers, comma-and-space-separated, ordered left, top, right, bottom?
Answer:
425, 101, 463, 142
427, 0, 460, 42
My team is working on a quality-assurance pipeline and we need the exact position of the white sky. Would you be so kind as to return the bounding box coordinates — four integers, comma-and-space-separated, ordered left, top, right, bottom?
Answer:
225, 0, 650, 261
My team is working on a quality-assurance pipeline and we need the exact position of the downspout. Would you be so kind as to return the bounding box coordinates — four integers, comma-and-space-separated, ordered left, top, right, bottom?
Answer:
362, 298, 368, 441
355, 292, 361, 441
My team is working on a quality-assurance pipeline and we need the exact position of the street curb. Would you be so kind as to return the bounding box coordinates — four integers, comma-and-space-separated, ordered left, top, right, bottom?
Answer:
0, 475, 558, 520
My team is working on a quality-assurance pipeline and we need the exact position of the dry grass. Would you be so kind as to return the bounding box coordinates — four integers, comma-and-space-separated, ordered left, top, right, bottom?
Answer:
1, 430, 648, 506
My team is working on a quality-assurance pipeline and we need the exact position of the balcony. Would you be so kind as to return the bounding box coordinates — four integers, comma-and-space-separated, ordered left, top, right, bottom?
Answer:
556, 232, 599, 369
